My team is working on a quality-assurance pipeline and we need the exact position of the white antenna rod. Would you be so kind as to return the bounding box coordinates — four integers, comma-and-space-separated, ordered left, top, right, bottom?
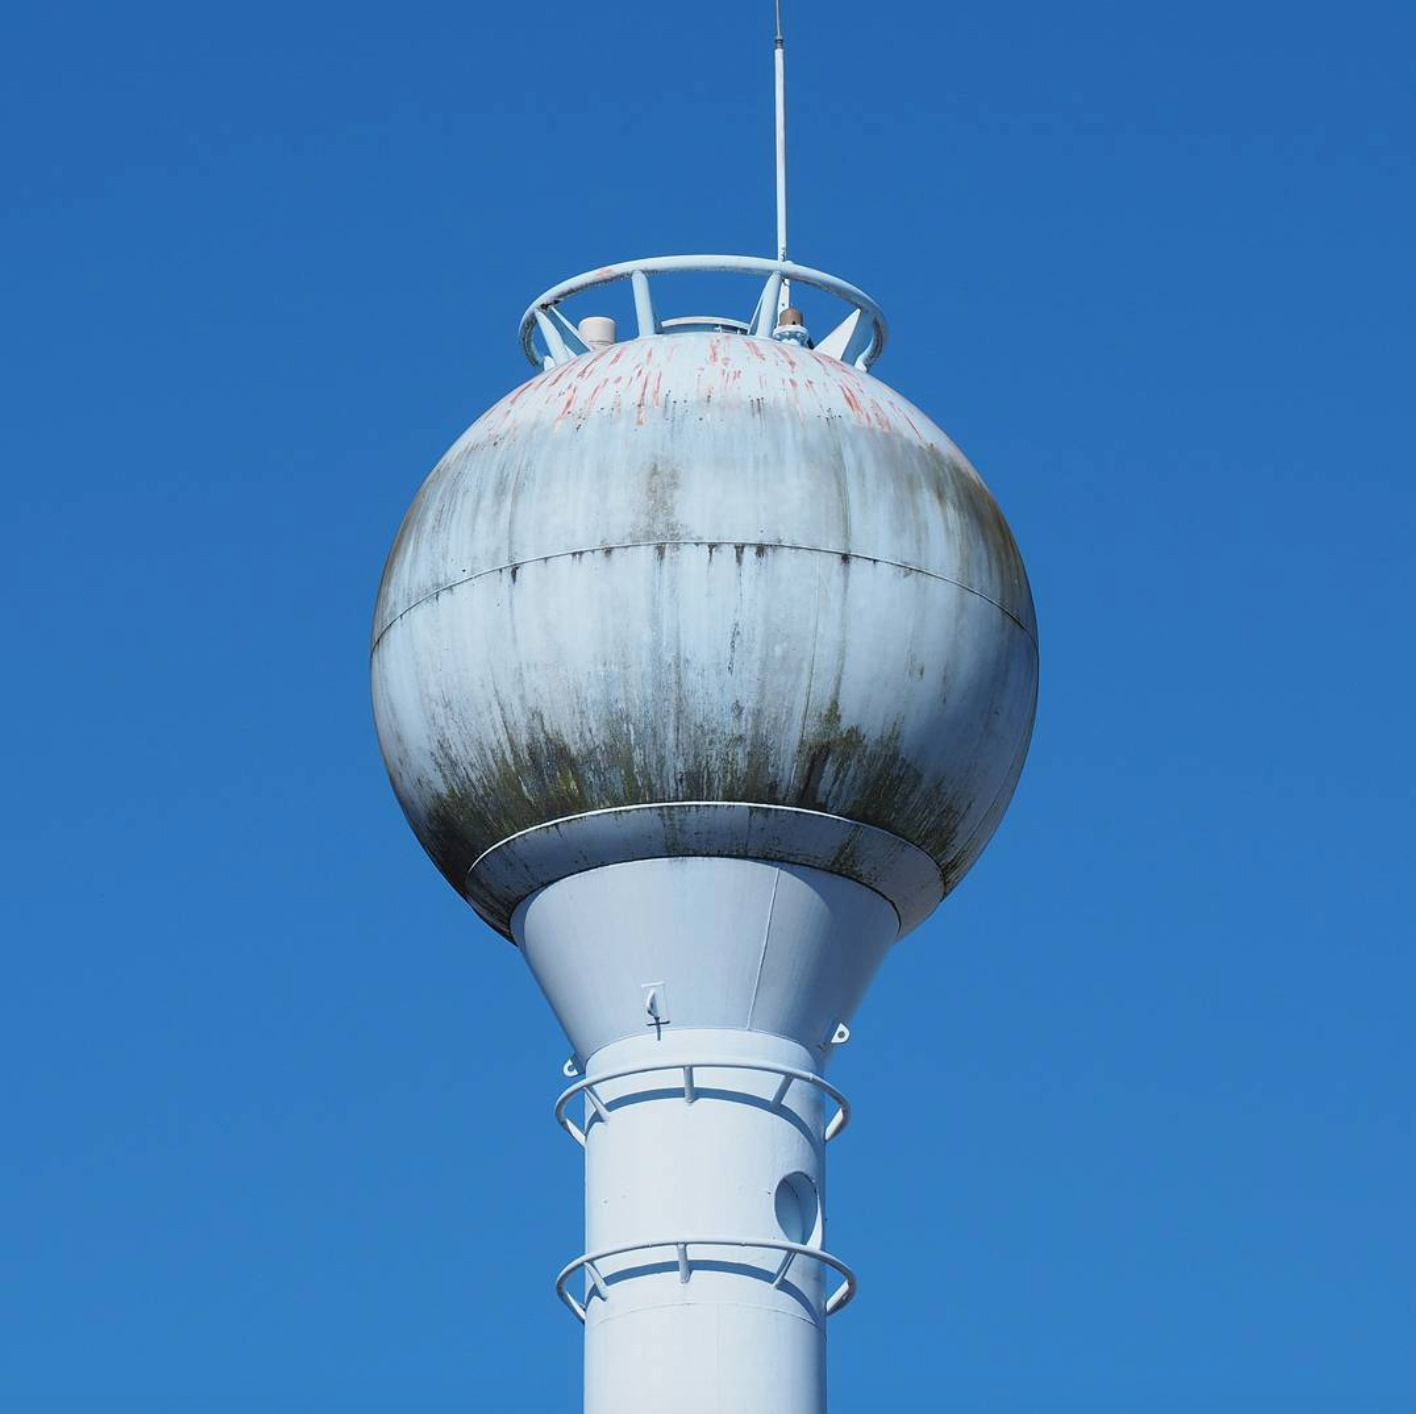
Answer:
774, 0, 790, 314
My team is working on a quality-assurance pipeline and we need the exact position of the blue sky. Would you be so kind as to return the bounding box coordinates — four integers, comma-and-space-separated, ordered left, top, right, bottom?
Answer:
3, 1, 1412, 1409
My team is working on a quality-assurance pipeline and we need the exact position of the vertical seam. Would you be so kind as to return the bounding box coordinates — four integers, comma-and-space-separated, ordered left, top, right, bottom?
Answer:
745, 867, 782, 1029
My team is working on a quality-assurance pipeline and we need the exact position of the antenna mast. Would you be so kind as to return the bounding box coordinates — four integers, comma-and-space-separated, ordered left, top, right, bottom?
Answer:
774, 0, 790, 313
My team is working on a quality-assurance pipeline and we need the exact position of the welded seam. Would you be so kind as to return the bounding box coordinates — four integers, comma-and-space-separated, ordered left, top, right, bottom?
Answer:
372, 539, 1038, 651
470, 801, 932, 942
744, 868, 782, 1030
586, 1297, 828, 1332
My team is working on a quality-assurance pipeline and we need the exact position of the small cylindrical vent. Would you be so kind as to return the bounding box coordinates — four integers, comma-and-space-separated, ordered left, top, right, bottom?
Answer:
579, 315, 617, 349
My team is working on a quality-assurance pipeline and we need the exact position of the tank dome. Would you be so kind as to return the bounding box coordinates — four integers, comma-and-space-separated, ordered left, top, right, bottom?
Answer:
372, 327, 1037, 939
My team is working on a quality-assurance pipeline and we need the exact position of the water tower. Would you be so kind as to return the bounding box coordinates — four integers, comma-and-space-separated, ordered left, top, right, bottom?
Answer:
371, 12, 1037, 1412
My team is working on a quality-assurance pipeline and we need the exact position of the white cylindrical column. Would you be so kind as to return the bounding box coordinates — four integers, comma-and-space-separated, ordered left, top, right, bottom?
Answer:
574, 1028, 841, 1414
522, 857, 895, 1414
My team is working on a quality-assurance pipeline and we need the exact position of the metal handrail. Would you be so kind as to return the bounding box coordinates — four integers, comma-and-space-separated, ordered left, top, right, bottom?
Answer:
554, 1058, 851, 1148
555, 1236, 858, 1322
518, 255, 888, 371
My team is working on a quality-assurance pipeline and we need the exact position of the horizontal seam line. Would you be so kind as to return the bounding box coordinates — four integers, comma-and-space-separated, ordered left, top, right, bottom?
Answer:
583, 1296, 827, 1332
372, 539, 1037, 650
465, 799, 932, 937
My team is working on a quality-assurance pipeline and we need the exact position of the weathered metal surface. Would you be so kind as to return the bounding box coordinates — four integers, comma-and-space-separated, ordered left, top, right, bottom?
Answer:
372, 331, 1038, 940
473, 802, 942, 937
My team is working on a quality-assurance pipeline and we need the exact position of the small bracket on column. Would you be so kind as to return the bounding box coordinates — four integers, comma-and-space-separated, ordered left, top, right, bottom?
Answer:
643, 982, 670, 1038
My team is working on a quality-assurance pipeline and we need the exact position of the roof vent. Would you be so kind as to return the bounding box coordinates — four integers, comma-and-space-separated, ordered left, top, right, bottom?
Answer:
577, 315, 616, 350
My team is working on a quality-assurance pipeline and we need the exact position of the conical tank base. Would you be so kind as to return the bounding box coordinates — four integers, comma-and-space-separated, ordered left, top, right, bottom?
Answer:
512, 857, 900, 1064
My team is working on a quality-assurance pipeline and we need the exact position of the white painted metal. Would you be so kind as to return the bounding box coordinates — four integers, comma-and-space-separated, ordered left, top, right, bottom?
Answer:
554, 1056, 852, 1147
578, 315, 617, 349
371, 254, 1039, 1413
570, 1025, 835, 1414
517, 255, 888, 369
515, 858, 897, 1067
556, 1236, 856, 1324
512, 860, 892, 1411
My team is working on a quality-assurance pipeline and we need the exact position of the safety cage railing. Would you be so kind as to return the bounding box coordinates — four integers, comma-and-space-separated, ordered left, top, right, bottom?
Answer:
519, 254, 888, 372
549, 1056, 858, 1321
555, 1236, 858, 1324
553, 1056, 851, 1148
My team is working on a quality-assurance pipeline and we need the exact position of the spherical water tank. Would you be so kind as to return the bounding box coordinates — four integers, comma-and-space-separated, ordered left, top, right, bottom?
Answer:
372, 266, 1038, 940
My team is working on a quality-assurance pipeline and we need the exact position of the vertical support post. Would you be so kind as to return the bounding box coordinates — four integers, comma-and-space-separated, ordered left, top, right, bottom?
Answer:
771, 1248, 797, 1288
630, 268, 657, 338
774, 0, 789, 314
752, 272, 784, 337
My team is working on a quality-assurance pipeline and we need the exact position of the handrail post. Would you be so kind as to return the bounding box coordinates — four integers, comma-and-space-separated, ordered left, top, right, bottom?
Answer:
631, 268, 657, 338
771, 1248, 796, 1288
752, 271, 783, 337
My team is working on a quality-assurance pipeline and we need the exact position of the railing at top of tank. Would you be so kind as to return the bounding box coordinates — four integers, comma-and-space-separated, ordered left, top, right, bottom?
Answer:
518, 255, 888, 372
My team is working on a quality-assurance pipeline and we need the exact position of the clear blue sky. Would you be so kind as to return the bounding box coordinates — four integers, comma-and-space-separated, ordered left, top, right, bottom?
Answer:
3, 1, 1412, 1409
